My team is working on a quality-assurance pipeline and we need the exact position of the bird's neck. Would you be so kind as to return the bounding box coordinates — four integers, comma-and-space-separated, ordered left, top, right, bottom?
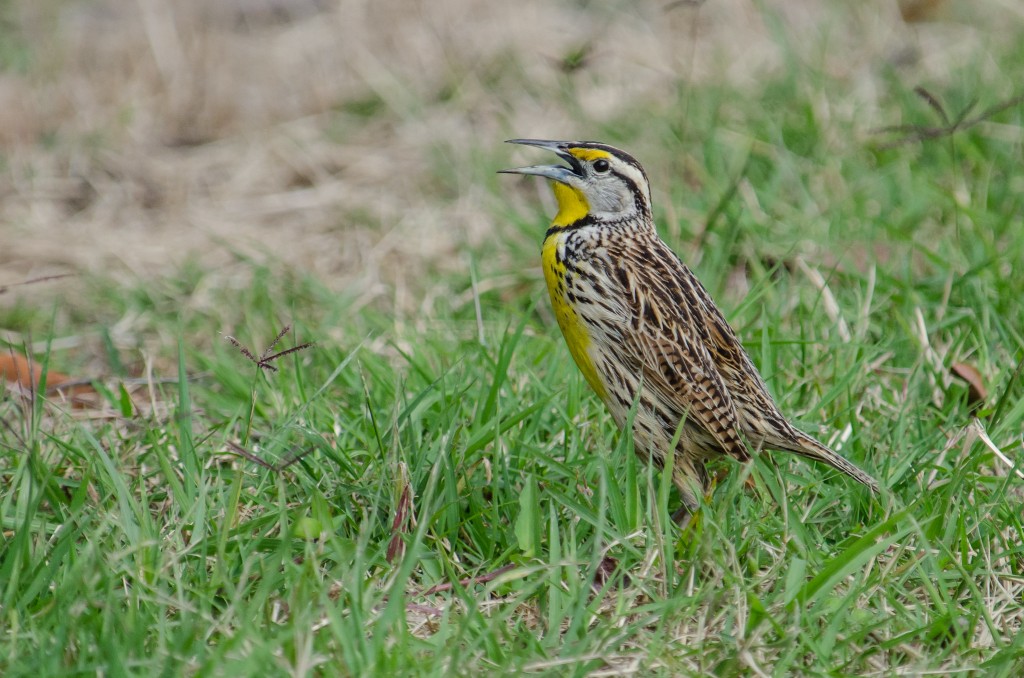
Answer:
549, 181, 590, 227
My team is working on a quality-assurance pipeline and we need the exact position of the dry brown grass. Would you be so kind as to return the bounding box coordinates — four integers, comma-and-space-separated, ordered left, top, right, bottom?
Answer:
0, 0, 1011, 311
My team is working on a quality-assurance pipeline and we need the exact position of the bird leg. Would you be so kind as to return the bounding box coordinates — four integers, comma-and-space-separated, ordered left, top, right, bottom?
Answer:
671, 505, 694, 528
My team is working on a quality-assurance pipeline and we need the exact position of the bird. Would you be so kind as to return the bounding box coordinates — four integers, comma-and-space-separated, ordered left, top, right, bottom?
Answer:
500, 139, 879, 526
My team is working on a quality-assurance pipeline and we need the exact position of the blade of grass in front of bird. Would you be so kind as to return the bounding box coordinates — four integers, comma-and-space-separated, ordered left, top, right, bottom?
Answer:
793, 508, 911, 609
544, 499, 563, 646
515, 475, 542, 559
480, 315, 530, 424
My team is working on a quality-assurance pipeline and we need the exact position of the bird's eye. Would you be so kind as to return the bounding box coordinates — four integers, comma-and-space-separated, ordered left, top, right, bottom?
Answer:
593, 159, 610, 173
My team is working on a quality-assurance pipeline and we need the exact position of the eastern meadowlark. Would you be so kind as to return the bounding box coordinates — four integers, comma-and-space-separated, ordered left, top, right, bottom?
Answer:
501, 139, 879, 525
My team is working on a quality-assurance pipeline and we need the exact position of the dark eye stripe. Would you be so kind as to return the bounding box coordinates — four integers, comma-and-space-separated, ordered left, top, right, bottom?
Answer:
609, 169, 650, 216
609, 169, 635, 190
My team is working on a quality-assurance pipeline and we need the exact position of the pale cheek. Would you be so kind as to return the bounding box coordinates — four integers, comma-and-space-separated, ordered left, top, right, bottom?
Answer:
592, 184, 629, 213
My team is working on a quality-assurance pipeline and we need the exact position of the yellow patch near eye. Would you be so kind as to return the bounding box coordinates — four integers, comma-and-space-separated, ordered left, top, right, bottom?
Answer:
569, 148, 613, 162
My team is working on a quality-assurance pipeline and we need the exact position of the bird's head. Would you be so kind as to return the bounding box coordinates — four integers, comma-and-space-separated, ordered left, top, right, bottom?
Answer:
501, 139, 651, 227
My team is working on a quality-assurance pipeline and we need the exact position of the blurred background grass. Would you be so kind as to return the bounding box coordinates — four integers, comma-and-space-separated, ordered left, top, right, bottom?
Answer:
0, 0, 1017, 298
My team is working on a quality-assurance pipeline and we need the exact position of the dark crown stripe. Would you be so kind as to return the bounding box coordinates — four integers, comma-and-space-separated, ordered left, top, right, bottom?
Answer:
573, 141, 649, 182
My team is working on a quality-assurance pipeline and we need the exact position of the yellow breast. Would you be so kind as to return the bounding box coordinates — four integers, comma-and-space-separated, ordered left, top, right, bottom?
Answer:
542, 233, 608, 401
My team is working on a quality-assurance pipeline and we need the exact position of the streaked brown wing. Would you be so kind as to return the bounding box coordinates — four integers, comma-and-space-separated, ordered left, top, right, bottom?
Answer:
632, 322, 751, 462
612, 252, 751, 462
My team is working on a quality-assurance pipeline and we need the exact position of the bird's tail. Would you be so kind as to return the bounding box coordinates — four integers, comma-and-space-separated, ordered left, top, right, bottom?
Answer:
784, 431, 880, 494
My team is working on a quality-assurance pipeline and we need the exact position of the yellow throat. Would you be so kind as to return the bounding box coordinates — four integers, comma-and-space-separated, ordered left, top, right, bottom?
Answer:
541, 180, 608, 400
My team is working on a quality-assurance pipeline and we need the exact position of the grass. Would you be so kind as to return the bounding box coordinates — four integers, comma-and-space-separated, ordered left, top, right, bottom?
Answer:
3, 3, 1024, 676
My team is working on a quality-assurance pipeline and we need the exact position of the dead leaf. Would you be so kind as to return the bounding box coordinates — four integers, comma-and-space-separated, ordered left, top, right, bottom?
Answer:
898, 0, 946, 23
951, 362, 987, 410
0, 352, 97, 404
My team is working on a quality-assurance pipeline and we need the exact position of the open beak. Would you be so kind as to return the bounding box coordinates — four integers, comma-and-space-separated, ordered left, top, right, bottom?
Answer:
498, 139, 583, 184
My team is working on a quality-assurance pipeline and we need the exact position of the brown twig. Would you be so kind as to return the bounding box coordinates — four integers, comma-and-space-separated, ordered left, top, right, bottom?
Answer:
224, 325, 316, 373
0, 274, 76, 296
873, 88, 1024, 149
225, 440, 277, 470
418, 563, 518, 597
262, 325, 291, 359
276, 447, 310, 470
224, 440, 312, 472
260, 343, 317, 365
